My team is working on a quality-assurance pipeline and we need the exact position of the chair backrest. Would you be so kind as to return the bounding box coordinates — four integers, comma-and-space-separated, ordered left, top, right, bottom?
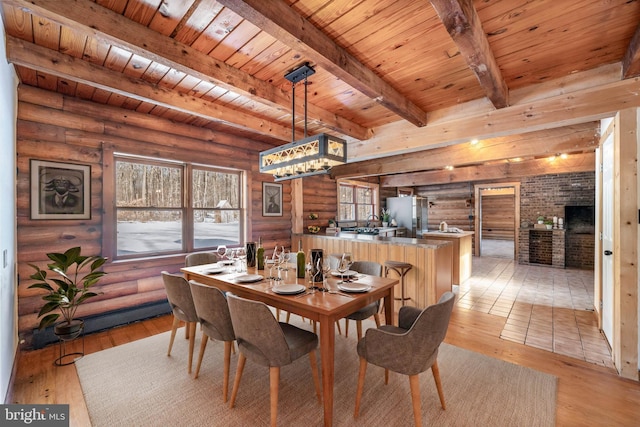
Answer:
188, 281, 235, 342
227, 294, 291, 367
185, 252, 219, 267
161, 271, 198, 323
397, 291, 455, 375
350, 261, 382, 277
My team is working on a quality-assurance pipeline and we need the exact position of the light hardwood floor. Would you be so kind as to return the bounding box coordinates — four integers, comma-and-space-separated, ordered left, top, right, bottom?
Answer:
8, 257, 640, 426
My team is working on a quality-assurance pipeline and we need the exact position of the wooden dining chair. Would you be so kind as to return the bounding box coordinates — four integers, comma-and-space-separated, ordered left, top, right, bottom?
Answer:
227, 294, 321, 427
188, 280, 236, 402
343, 261, 383, 340
354, 292, 455, 427
161, 271, 199, 374
185, 251, 219, 267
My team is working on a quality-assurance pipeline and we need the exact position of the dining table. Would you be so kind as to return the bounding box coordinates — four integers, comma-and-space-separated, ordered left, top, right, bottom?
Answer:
181, 262, 398, 427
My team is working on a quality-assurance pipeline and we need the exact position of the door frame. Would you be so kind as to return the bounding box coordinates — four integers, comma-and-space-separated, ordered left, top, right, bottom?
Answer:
474, 182, 520, 258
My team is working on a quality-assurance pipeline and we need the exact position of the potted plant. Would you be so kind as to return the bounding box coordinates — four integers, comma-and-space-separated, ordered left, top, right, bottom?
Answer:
381, 208, 391, 227
544, 219, 554, 230
537, 215, 545, 224
28, 247, 107, 340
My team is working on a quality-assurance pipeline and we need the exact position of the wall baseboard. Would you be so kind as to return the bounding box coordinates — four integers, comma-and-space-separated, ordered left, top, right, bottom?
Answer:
31, 300, 171, 350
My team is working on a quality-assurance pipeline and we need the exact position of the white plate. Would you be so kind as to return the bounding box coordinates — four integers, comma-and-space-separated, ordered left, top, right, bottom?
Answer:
219, 259, 235, 265
234, 274, 264, 283
272, 284, 306, 295
337, 283, 371, 293
331, 270, 358, 277
202, 267, 225, 274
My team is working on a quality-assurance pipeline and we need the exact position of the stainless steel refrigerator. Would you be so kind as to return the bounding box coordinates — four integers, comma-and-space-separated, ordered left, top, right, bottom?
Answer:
386, 196, 428, 238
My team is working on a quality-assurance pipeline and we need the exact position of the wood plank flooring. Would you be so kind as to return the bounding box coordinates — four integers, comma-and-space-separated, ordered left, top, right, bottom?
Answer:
8, 257, 640, 426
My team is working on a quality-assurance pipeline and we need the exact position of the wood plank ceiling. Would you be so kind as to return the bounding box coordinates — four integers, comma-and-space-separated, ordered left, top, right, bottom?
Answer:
2, 0, 640, 182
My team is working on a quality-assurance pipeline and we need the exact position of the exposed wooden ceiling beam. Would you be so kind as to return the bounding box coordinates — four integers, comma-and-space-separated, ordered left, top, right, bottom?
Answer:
332, 123, 598, 180
429, 0, 508, 109
347, 63, 638, 161
4, 0, 370, 140
6, 36, 294, 141
216, 0, 428, 127
622, 23, 640, 78
382, 152, 595, 187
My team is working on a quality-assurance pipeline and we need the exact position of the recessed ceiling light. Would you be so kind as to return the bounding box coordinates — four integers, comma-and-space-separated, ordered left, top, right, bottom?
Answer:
470, 139, 479, 145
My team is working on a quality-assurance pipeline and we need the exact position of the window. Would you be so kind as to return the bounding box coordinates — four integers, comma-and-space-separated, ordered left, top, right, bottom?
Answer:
338, 181, 378, 222
114, 154, 243, 258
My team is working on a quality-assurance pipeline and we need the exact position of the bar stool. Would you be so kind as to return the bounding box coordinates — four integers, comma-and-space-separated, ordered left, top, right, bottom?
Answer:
384, 260, 413, 306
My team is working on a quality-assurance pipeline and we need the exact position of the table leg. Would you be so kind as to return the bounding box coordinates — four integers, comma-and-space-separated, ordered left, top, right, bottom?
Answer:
319, 316, 335, 426
383, 289, 394, 326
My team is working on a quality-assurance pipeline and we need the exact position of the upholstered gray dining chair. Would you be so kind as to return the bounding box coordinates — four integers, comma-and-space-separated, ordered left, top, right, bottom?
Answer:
185, 251, 219, 267
227, 294, 321, 427
188, 280, 236, 401
354, 291, 456, 427
344, 261, 383, 340
161, 271, 199, 374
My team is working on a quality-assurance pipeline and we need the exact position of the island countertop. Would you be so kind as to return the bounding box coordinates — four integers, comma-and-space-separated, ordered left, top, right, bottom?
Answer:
297, 232, 453, 307
421, 230, 475, 238
303, 232, 452, 249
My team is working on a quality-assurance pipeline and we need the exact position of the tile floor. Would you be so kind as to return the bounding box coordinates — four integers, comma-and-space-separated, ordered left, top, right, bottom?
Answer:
456, 251, 613, 369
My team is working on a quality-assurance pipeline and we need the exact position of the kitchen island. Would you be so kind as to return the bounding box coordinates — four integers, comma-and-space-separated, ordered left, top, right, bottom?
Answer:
420, 231, 474, 284
297, 233, 453, 308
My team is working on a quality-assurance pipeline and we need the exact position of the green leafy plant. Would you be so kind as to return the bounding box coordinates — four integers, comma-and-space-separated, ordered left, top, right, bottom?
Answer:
28, 247, 107, 330
381, 208, 390, 222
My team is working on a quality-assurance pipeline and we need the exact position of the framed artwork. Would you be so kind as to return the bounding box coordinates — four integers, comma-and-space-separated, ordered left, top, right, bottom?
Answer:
30, 159, 91, 220
262, 182, 282, 216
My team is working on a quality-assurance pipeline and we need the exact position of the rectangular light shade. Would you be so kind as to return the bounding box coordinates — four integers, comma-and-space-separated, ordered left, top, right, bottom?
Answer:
259, 133, 347, 181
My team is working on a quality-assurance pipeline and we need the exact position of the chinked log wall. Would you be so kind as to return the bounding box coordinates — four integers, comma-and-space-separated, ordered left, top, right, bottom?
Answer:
16, 85, 292, 348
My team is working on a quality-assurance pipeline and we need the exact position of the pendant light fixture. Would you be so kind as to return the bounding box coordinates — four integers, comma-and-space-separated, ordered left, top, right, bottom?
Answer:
259, 63, 347, 181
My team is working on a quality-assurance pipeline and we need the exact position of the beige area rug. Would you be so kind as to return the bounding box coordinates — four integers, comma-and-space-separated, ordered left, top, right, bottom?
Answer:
76, 317, 556, 426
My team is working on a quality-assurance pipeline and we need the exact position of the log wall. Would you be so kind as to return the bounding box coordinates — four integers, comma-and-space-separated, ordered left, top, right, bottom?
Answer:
16, 85, 292, 348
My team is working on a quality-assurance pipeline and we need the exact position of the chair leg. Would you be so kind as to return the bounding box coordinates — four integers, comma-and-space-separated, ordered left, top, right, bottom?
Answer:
354, 357, 368, 418
356, 320, 363, 341
167, 316, 180, 356
194, 332, 209, 379
223, 341, 233, 402
229, 354, 246, 408
308, 351, 321, 403
184, 320, 189, 339
269, 366, 280, 427
345, 319, 350, 337
384, 369, 389, 385
275, 308, 281, 321
187, 322, 196, 374
409, 374, 422, 427
431, 361, 446, 409
285, 311, 291, 323
336, 319, 342, 335
373, 313, 381, 327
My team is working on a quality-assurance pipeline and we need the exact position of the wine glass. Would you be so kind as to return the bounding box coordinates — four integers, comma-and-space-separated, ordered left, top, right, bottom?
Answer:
337, 253, 352, 284
321, 258, 332, 291
305, 253, 314, 291
272, 246, 283, 282
217, 245, 227, 261
236, 247, 247, 272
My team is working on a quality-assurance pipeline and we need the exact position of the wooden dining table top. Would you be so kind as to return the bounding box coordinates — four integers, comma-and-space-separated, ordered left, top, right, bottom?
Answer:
181, 262, 398, 427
